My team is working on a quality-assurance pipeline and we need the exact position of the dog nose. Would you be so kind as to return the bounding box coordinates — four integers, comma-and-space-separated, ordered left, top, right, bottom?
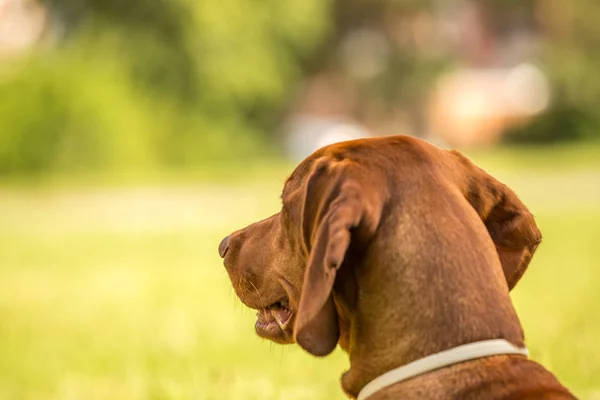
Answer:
218, 235, 230, 258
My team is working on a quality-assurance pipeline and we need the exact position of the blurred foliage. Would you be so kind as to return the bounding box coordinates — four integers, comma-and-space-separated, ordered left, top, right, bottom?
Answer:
505, 0, 600, 144
504, 99, 596, 144
0, 0, 599, 175
0, 0, 329, 175
319, 0, 600, 145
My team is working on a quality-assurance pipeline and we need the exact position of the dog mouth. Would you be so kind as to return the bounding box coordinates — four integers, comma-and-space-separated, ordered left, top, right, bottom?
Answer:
255, 299, 294, 342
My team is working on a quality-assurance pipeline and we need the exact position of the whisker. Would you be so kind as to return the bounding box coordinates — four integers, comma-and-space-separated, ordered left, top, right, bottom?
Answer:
248, 280, 264, 307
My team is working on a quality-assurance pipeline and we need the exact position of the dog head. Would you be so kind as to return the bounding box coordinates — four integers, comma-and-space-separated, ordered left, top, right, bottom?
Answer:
219, 136, 541, 357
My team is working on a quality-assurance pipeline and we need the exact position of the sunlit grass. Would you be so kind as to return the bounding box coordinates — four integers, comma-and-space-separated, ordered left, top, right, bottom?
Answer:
0, 229, 350, 400
0, 162, 599, 399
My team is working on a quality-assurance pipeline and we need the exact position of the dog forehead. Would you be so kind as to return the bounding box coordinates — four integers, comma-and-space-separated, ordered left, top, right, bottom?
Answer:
281, 135, 420, 199
281, 154, 321, 196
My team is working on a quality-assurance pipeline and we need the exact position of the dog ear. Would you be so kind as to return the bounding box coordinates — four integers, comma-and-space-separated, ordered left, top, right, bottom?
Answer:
451, 150, 542, 290
293, 160, 382, 356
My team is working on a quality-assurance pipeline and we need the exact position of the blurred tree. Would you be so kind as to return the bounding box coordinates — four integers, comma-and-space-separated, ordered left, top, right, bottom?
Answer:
504, 0, 600, 143
291, 0, 600, 145
44, 0, 196, 101
285, 0, 448, 138
0, 0, 597, 176
0, 0, 330, 175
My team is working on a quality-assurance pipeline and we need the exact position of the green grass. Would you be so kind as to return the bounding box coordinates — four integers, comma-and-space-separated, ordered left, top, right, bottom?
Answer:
0, 161, 599, 399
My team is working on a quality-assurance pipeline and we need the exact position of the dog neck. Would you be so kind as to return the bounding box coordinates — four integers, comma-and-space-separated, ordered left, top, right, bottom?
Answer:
338, 243, 525, 398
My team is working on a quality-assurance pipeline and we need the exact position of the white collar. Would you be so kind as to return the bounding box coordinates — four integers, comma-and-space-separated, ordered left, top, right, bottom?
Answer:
357, 339, 528, 400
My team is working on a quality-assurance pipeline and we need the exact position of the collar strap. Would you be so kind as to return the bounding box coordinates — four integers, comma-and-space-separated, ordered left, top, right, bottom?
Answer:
357, 339, 528, 400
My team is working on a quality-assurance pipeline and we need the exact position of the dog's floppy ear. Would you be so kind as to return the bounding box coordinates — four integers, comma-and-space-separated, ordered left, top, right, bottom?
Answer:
451, 150, 542, 290
293, 159, 382, 356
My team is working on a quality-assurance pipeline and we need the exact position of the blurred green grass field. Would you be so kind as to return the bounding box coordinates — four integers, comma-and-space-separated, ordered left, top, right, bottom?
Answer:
1, 151, 600, 400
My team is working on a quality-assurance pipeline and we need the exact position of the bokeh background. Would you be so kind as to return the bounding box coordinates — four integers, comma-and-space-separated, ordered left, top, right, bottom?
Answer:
0, 0, 599, 399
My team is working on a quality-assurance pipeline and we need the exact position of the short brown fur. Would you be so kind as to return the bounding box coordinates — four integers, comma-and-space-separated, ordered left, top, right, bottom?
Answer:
219, 135, 574, 399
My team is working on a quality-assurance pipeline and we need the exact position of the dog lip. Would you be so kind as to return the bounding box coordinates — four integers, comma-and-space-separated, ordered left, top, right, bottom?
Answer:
255, 299, 292, 316
244, 297, 290, 311
254, 300, 294, 339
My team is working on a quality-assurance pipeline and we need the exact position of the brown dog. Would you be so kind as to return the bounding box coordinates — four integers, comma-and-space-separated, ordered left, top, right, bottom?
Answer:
218, 135, 574, 399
